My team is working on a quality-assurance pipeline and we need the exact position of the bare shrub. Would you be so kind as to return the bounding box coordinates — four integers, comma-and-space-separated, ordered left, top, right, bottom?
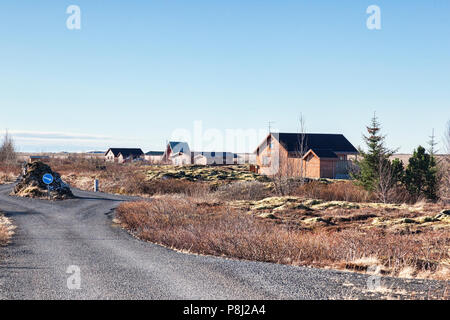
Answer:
293, 179, 416, 204
439, 120, 450, 203
0, 213, 14, 246
0, 131, 16, 164
271, 115, 308, 196
271, 148, 306, 196
214, 181, 271, 201
0, 167, 20, 184
0, 131, 20, 183
0, 224, 9, 245
294, 181, 373, 202
272, 176, 302, 197
376, 158, 396, 203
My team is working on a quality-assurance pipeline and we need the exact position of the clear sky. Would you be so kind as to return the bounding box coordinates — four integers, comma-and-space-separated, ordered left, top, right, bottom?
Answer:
0, 1, 449, 153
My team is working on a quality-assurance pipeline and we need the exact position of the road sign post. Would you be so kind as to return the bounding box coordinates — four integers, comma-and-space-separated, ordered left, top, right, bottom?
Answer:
42, 173, 54, 200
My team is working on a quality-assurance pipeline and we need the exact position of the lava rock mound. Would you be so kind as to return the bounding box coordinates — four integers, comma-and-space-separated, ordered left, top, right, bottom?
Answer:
12, 161, 74, 200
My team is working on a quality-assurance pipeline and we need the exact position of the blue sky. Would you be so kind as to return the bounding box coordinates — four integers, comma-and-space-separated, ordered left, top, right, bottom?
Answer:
0, 1, 449, 153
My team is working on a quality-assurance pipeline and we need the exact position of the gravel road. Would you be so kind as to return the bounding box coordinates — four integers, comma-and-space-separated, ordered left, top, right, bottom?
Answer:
0, 184, 447, 300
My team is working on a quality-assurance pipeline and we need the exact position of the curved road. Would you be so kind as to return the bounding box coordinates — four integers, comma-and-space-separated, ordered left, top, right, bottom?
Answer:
0, 184, 447, 300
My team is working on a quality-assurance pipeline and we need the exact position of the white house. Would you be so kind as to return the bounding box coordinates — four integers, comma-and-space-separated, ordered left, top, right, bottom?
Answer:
162, 141, 191, 165
193, 154, 208, 165
145, 151, 164, 163
191, 151, 238, 165
105, 148, 144, 163
170, 152, 192, 166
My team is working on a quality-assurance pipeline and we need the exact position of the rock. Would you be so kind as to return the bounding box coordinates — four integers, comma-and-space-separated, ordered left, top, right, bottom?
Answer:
434, 209, 450, 223
12, 161, 74, 200
416, 216, 436, 224
311, 200, 360, 210
303, 199, 322, 206
252, 196, 300, 210
303, 217, 333, 225
258, 212, 277, 219
402, 218, 417, 224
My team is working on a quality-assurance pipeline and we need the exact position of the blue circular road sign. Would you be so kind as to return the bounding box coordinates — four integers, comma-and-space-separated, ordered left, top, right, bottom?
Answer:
42, 173, 54, 185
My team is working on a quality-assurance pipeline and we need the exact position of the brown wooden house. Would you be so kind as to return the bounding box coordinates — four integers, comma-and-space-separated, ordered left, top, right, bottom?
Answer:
254, 133, 358, 179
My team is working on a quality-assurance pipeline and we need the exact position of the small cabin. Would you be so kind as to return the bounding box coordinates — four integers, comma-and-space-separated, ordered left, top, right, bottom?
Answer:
145, 151, 164, 163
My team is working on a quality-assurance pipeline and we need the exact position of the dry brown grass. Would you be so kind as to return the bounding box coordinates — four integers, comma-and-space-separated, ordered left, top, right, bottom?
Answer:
293, 180, 373, 203
0, 224, 8, 245
438, 156, 450, 204
116, 195, 450, 280
52, 159, 264, 198
292, 180, 419, 204
0, 162, 21, 184
0, 212, 14, 246
61, 164, 211, 197
50, 158, 152, 195
214, 181, 271, 201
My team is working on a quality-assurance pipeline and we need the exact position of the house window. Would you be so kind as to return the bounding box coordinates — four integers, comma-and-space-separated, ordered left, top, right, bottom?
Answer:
262, 156, 271, 166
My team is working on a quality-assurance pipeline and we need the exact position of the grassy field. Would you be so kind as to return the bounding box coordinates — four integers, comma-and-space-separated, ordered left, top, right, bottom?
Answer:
55, 160, 269, 196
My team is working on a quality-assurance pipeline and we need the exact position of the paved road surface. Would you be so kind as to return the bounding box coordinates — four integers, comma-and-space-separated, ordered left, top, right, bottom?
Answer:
0, 184, 447, 299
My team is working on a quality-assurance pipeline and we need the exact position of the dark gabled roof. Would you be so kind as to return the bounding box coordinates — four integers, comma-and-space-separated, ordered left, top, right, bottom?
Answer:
273, 133, 358, 154
145, 151, 164, 156
168, 141, 190, 154
306, 149, 338, 159
106, 148, 144, 158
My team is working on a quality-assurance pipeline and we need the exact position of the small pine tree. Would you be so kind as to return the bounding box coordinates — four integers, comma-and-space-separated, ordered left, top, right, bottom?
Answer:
354, 113, 396, 191
390, 158, 405, 183
427, 129, 438, 157
404, 146, 438, 201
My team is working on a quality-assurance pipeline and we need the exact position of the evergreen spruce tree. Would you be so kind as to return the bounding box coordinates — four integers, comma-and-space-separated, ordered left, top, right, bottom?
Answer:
427, 129, 438, 157
354, 113, 396, 191
390, 158, 405, 183
404, 146, 438, 201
